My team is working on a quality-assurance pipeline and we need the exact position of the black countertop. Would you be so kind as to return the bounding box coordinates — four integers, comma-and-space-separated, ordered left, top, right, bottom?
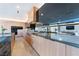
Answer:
0, 36, 11, 56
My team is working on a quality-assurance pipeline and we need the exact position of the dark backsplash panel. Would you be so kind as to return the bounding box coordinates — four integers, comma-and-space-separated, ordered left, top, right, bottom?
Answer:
38, 3, 79, 24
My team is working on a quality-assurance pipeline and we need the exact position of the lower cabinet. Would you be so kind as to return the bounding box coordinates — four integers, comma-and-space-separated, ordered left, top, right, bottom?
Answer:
32, 35, 79, 56
55, 42, 66, 56
32, 35, 66, 56
66, 45, 79, 56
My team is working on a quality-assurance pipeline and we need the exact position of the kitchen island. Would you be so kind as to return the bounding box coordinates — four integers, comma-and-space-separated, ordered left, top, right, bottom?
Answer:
0, 33, 11, 56
29, 32, 79, 56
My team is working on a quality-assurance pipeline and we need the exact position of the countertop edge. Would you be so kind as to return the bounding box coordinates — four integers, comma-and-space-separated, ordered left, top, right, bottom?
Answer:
32, 33, 79, 48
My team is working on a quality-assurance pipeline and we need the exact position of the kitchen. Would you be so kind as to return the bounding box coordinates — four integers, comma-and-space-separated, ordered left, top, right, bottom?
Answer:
29, 3, 79, 56
0, 3, 79, 56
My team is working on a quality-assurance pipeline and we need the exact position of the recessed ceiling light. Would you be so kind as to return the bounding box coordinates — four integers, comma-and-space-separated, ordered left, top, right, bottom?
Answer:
16, 5, 20, 14
16, 5, 20, 10
41, 13, 44, 16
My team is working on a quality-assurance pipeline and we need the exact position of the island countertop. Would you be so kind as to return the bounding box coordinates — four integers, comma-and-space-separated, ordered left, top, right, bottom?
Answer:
0, 33, 11, 56
32, 32, 79, 48
0, 33, 11, 42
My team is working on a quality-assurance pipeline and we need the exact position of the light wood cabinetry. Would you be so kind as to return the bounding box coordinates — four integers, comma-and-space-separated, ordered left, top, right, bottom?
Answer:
66, 45, 79, 56
27, 6, 38, 23
11, 33, 15, 51
32, 35, 66, 56
31, 35, 79, 56
55, 42, 66, 56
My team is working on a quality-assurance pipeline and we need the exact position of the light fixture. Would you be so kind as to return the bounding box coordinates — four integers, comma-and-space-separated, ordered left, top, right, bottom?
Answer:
16, 5, 20, 14
16, 5, 20, 9
41, 13, 44, 16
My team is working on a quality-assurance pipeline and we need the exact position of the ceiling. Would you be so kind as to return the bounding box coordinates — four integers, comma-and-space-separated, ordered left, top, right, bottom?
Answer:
0, 3, 44, 22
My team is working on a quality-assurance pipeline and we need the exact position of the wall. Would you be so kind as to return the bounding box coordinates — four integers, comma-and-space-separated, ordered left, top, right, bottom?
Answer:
60, 25, 79, 32
0, 20, 25, 33
35, 26, 47, 32
50, 26, 58, 32
60, 25, 79, 36
50, 24, 79, 36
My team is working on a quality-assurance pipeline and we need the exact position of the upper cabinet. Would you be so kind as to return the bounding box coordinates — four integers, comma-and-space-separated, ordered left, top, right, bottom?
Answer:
38, 3, 79, 24
27, 6, 38, 23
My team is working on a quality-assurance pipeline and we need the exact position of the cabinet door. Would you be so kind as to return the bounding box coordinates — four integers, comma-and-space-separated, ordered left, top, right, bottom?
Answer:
66, 45, 79, 56
46, 40, 66, 56
32, 35, 66, 56
31, 35, 41, 53
45, 39, 57, 56
32, 35, 47, 55
32, 35, 57, 56
65, 45, 71, 56
55, 42, 66, 56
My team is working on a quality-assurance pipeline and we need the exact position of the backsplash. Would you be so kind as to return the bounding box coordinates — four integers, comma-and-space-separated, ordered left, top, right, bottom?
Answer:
50, 23, 79, 36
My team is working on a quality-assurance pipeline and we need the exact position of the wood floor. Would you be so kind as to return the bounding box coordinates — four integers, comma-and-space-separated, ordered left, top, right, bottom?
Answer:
12, 37, 38, 56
